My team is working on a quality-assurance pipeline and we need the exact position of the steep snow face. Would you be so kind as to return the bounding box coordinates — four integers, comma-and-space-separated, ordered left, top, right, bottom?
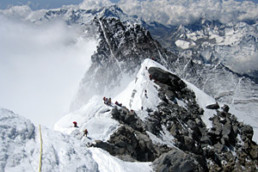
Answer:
0, 108, 152, 172
0, 108, 98, 172
55, 96, 120, 142
117, 59, 258, 143
114, 60, 166, 119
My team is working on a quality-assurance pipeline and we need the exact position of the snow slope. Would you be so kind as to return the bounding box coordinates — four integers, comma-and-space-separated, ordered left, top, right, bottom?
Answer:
0, 108, 152, 172
54, 96, 120, 142
115, 59, 258, 142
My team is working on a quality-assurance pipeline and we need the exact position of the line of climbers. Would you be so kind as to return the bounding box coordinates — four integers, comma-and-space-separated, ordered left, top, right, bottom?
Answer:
72, 63, 156, 140
72, 59, 160, 140
103, 96, 136, 115
103, 97, 112, 105
103, 97, 123, 107
73, 121, 88, 137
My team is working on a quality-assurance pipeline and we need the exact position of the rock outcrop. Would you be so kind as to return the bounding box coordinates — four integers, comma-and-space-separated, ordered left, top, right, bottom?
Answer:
153, 149, 206, 172
72, 15, 176, 110
94, 66, 257, 171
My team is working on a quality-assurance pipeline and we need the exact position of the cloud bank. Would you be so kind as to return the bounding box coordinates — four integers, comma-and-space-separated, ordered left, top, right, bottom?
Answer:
79, 0, 258, 25
0, 15, 97, 128
118, 0, 258, 25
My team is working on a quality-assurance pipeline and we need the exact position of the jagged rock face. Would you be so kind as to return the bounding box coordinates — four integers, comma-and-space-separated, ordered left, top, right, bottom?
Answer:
111, 107, 145, 132
147, 67, 207, 155
94, 66, 257, 171
94, 106, 171, 162
72, 16, 176, 110
145, 19, 258, 130
148, 67, 258, 171
38, 6, 258, 168
169, 56, 258, 136
153, 149, 206, 172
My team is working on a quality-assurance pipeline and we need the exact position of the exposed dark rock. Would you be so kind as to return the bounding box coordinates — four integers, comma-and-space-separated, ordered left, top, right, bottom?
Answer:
148, 67, 187, 92
111, 107, 145, 132
93, 125, 170, 162
91, 66, 258, 171
72, 15, 177, 110
221, 104, 230, 113
241, 124, 254, 141
147, 67, 258, 171
153, 148, 206, 172
71, 15, 258, 170
206, 102, 220, 110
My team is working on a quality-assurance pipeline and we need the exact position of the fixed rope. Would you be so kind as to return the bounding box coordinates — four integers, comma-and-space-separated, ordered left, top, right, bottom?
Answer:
38, 124, 43, 172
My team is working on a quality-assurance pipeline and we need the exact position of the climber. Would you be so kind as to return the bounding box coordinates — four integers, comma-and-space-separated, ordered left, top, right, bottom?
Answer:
103, 97, 108, 105
130, 110, 134, 114
115, 101, 122, 107
149, 74, 153, 80
108, 98, 112, 105
145, 89, 148, 98
73, 121, 78, 128
83, 129, 88, 137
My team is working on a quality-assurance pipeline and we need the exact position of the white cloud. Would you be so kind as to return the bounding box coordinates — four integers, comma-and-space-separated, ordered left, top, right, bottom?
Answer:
79, 0, 113, 10
116, 0, 258, 25
0, 15, 97, 128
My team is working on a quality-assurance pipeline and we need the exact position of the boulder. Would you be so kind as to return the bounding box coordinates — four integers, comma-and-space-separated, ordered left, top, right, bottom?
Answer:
241, 124, 254, 141
148, 67, 187, 91
111, 107, 145, 132
222, 104, 230, 113
94, 125, 169, 162
153, 148, 205, 172
206, 102, 220, 110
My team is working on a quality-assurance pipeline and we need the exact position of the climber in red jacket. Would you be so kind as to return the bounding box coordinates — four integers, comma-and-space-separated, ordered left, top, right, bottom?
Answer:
73, 121, 78, 128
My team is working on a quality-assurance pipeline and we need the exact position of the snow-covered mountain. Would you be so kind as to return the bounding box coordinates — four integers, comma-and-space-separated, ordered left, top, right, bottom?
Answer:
1, 4, 258, 172
2, 59, 257, 171
145, 18, 258, 79
143, 18, 258, 141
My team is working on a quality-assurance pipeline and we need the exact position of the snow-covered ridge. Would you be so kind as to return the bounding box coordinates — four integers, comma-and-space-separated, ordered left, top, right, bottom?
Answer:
1, 58, 257, 171
0, 108, 152, 172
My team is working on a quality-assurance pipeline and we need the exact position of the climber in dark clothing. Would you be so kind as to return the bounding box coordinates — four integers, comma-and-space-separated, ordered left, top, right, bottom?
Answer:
83, 129, 88, 137
103, 97, 109, 105
108, 98, 112, 105
115, 101, 122, 107
145, 90, 148, 98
